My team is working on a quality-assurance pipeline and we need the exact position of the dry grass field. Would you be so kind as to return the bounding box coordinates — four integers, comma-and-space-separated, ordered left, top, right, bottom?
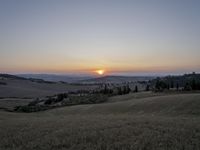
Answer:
1, 93, 200, 150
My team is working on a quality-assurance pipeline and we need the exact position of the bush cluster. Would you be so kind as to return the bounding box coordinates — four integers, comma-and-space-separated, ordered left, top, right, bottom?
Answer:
14, 93, 108, 112
0, 82, 7, 85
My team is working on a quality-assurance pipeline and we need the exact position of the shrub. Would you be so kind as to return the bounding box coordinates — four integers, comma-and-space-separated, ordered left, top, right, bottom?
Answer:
0, 82, 7, 85
14, 105, 49, 112
44, 98, 54, 105
155, 80, 167, 91
146, 85, 150, 91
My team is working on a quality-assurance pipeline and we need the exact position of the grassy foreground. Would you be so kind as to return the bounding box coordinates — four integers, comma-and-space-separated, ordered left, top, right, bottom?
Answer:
1, 93, 200, 150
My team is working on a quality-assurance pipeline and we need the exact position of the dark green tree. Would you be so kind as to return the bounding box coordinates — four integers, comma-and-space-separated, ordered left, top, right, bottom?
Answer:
118, 87, 122, 95
134, 85, 138, 92
155, 80, 168, 91
126, 84, 131, 93
167, 84, 170, 90
184, 82, 191, 91
170, 80, 174, 89
176, 83, 179, 91
155, 80, 160, 90
123, 86, 127, 94
146, 85, 150, 91
103, 84, 109, 94
191, 79, 196, 90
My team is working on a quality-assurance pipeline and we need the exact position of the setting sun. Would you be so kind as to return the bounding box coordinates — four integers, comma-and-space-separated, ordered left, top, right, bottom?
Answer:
95, 70, 105, 75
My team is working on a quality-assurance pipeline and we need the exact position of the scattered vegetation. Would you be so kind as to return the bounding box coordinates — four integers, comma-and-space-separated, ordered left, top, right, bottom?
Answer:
14, 93, 108, 112
0, 81, 7, 85
28, 78, 55, 84
116, 85, 131, 95
152, 73, 200, 92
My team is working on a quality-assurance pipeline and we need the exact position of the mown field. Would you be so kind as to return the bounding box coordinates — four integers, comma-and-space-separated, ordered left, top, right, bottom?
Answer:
1, 93, 200, 150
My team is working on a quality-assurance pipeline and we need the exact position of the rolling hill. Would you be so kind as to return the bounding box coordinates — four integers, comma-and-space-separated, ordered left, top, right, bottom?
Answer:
1, 73, 200, 150
46, 92, 200, 116
1, 93, 200, 150
0, 74, 97, 98
18, 74, 93, 83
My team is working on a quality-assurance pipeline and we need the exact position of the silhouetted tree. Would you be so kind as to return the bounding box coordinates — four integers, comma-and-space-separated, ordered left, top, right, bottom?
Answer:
155, 80, 167, 91
191, 79, 196, 90
57, 94, 64, 102
197, 82, 200, 90
103, 84, 108, 94
167, 84, 170, 90
146, 85, 150, 91
184, 82, 192, 91
123, 86, 127, 94
170, 80, 174, 89
134, 85, 138, 92
155, 80, 160, 90
109, 89, 113, 94
118, 87, 122, 95
176, 83, 179, 91
126, 84, 131, 93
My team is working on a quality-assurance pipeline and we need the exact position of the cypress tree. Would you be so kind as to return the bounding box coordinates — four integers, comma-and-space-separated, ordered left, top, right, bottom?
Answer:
134, 85, 138, 92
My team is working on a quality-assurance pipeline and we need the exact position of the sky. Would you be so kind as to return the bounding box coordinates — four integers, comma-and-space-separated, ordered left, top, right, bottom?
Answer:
0, 0, 200, 75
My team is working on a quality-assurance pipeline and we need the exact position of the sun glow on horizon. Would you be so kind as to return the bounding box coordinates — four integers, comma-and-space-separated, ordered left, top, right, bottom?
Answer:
95, 69, 105, 75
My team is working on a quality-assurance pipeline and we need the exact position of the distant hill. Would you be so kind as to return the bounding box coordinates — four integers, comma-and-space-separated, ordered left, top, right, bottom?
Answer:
16, 74, 155, 84
18, 74, 94, 83
0, 74, 27, 80
0, 74, 54, 84
80, 75, 155, 84
0, 74, 97, 98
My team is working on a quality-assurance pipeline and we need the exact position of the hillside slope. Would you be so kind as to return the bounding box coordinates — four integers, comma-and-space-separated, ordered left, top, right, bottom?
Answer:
48, 93, 200, 116
1, 93, 200, 150
0, 74, 97, 98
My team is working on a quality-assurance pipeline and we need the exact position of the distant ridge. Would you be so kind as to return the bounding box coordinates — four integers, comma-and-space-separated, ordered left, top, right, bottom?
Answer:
17, 74, 94, 83
0, 74, 54, 84
0, 73, 97, 98
0, 74, 27, 80
80, 75, 155, 84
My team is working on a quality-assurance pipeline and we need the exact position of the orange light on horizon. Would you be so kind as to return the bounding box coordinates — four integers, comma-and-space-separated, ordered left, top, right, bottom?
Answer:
95, 69, 105, 75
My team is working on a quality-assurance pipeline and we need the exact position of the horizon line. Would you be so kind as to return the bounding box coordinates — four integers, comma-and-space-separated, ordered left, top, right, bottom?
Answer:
1, 71, 199, 77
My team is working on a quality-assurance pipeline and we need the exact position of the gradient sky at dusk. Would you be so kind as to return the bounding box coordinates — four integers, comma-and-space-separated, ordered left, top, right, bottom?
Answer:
0, 0, 200, 75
